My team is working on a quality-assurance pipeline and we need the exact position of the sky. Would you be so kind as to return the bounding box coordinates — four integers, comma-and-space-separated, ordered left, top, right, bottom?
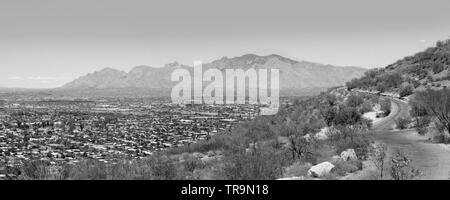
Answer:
1, 0, 450, 88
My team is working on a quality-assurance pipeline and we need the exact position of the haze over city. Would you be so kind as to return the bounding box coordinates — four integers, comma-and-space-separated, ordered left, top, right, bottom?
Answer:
1, 0, 450, 88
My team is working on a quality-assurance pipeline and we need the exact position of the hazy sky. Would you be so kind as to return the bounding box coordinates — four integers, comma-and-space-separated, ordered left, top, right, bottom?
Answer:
1, 0, 450, 88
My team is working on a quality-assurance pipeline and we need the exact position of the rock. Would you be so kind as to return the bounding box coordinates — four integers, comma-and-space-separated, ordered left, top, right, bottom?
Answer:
192, 152, 205, 158
201, 155, 214, 163
214, 150, 222, 155
277, 176, 306, 180
331, 155, 342, 163
307, 162, 335, 178
303, 134, 311, 141
207, 150, 215, 157
314, 128, 329, 140
340, 149, 357, 161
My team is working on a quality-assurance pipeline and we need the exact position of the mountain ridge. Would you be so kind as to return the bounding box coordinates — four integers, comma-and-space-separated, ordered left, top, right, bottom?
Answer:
61, 54, 367, 92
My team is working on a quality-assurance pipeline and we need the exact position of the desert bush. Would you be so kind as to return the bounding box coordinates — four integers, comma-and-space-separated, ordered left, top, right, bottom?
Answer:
414, 116, 431, 135
66, 159, 108, 180
326, 94, 337, 106
399, 85, 414, 97
360, 101, 373, 114
410, 101, 428, 117
346, 95, 364, 108
183, 156, 205, 173
221, 147, 288, 180
143, 155, 178, 180
381, 73, 403, 88
331, 159, 362, 176
414, 88, 450, 135
395, 117, 411, 129
380, 99, 392, 115
370, 144, 387, 179
107, 161, 137, 180
390, 151, 420, 180
18, 160, 51, 180
283, 161, 312, 177
333, 128, 372, 160
333, 106, 362, 126
432, 63, 445, 74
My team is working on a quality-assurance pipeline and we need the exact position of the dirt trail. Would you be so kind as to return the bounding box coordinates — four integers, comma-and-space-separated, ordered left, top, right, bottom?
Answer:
373, 99, 450, 180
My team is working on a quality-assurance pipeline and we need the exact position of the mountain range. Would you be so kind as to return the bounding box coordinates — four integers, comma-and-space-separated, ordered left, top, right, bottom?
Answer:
59, 54, 366, 96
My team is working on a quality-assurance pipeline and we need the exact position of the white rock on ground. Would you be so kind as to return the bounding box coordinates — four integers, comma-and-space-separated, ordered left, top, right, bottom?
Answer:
331, 155, 342, 163
307, 161, 335, 178
362, 104, 384, 125
340, 149, 357, 161
314, 127, 329, 140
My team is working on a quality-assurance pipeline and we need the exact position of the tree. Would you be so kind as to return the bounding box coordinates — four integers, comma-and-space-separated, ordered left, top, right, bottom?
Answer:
409, 100, 428, 117
371, 144, 387, 179
414, 88, 450, 135
321, 106, 337, 126
399, 85, 414, 98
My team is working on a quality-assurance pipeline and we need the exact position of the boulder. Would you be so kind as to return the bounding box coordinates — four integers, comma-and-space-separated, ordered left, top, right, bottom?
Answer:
201, 155, 214, 163
277, 176, 306, 180
207, 150, 215, 157
192, 152, 205, 158
331, 155, 342, 163
303, 134, 311, 142
340, 149, 357, 161
307, 161, 335, 178
314, 128, 329, 140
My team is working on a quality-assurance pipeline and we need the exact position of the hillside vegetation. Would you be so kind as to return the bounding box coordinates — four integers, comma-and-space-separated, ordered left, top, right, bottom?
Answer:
347, 38, 450, 95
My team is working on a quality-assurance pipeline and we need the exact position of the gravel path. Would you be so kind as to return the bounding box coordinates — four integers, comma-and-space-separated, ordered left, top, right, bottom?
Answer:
374, 99, 450, 180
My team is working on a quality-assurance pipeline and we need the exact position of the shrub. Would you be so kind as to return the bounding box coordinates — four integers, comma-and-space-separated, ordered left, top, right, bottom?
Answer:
346, 95, 364, 108
432, 63, 445, 74
283, 162, 312, 177
370, 144, 387, 179
144, 156, 178, 180
183, 156, 205, 173
414, 88, 450, 135
333, 106, 362, 126
331, 159, 362, 176
360, 101, 373, 114
66, 159, 108, 180
390, 151, 420, 180
409, 101, 428, 117
416, 127, 428, 135
334, 129, 372, 160
395, 117, 411, 129
221, 147, 287, 180
380, 99, 392, 115
399, 85, 414, 97
19, 160, 51, 180
414, 116, 431, 135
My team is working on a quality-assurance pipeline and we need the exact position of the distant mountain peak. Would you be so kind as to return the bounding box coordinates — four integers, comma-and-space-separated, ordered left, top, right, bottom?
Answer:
97, 67, 125, 73
61, 54, 367, 92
